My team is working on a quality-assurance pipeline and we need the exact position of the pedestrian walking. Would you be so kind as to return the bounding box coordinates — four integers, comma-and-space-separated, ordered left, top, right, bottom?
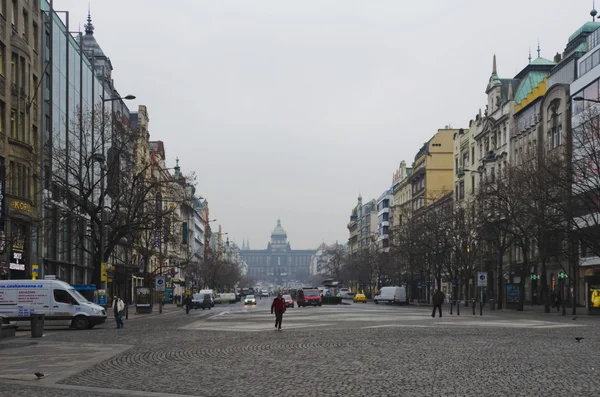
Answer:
184, 294, 192, 314
271, 292, 286, 331
112, 296, 125, 329
431, 289, 444, 318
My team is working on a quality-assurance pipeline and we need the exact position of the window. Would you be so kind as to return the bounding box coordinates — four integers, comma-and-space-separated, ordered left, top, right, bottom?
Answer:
11, 0, 16, 29
10, 52, 16, 85
8, 161, 14, 194
18, 111, 23, 141
9, 109, 15, 137
471, 175, 475, 194
552, 127, 559, 149
32, 124, 37, 150
0, 101, 4, 134
32, 22, 38, 51
459, 181, 464, 200
0, 44, 4, 76
22, 9, 28, 42
471, 146, 475, 164
53, 289, 75, 305
19, 56, 24, 90
462, 151, 469, 167
558, 125, 563, 146
455, 157, 458, 174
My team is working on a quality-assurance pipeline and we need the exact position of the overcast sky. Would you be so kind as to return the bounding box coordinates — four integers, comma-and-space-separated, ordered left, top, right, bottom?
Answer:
55, 0, 594, 249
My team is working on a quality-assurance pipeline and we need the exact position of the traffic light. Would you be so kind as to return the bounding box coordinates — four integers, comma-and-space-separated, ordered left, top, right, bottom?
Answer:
558, 272, 567, 279
530, 274, 538, 280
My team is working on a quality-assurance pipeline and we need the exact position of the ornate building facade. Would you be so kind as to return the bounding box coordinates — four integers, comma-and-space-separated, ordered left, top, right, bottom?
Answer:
240, 219, 315, 283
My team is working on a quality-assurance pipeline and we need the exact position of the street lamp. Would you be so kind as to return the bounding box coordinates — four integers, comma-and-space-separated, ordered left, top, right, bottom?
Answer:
98, 92, 136, 294
102, 94, 136, 102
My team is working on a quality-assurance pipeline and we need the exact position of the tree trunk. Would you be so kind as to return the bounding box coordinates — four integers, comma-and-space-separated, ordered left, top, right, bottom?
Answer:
497, 255, 504, 310
518, 246, 528, 312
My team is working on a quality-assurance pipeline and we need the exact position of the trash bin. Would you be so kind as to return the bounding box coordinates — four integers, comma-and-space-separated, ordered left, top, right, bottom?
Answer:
30, 314, 45, 338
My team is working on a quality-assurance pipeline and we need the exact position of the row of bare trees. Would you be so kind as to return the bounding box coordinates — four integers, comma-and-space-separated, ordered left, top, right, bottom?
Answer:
332, 109, 600, 313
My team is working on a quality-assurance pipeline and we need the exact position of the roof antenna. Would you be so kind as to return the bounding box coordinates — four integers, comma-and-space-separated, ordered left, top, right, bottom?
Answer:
537, 39, 541, 58
593, 1, 598, 21
528, 47, 532, 64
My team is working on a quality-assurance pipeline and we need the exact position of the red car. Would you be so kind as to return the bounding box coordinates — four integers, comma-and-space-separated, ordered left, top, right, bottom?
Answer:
283, 294, 294, 308
296, 288, 322, 307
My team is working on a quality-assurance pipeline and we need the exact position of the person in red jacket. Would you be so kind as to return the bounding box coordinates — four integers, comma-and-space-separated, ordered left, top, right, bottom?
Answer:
271, 292, 286, 331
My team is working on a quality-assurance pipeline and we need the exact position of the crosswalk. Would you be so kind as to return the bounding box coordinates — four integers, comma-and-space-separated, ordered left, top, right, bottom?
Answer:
180, 304, 586, 332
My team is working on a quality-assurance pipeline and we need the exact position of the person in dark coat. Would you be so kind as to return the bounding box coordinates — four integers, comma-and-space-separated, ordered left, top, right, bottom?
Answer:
555, 291, 562, 312
431, 289, 445, 318
271, 293, 286, 331
184, 294, 192, 314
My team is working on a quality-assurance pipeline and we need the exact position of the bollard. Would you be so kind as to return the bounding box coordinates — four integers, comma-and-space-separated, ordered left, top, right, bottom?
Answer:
159, 301, 163, 314
457, 300, 460, 316
450, 300, 453, 315
472, 299, 476, 315
480, 300, 483, 316
125, 305, 129, 320
30, 314, 45, 338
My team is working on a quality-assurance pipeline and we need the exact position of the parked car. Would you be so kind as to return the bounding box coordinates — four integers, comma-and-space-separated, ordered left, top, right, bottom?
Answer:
353, 293, 367, 303
283, 294, 294, 308
244, 295, 257, 305
338, 291, 356, 300
373, 286, 408, 305
192, 294, 212, 310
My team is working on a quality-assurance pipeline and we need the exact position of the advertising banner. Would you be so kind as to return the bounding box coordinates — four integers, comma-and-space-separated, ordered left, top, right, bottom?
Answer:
136, 287, 151, 307
506, 284, 520, 303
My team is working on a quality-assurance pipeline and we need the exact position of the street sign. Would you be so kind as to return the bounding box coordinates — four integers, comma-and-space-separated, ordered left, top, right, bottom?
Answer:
156, 276, 166, 292
477, 272, 487, 287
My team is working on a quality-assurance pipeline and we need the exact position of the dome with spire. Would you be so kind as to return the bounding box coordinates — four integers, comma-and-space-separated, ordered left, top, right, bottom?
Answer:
81, 11, 106, 58
271, 219, 287, 237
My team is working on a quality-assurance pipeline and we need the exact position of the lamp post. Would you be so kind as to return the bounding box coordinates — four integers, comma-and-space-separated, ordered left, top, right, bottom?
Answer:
97, 93, 135, 295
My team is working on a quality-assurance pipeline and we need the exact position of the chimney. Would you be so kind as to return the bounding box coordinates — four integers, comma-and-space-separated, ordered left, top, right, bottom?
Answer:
554, 52, 562, 63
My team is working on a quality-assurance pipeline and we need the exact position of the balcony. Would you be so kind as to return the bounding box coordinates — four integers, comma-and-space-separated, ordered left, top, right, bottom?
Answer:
377, 207, 390, 217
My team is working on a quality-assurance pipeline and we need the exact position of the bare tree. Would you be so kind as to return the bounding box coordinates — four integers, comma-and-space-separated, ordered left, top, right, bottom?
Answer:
47, 105, 180, 288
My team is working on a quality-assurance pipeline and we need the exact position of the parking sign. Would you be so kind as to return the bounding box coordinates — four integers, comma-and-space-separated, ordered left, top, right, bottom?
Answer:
156, 276, 166, 292
477, 272, 487, 287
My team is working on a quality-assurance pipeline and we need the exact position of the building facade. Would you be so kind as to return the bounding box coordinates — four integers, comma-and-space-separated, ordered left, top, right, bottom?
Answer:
0, 0, 43, 280
240, 219, 315, 283
408, 128, 457, 213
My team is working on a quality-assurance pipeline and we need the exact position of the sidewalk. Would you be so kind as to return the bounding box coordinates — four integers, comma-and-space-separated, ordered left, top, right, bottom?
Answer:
106, 303, 183, 320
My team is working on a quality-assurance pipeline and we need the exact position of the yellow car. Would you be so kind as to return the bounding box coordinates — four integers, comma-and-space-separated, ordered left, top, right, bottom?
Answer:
353, 293, 367, 303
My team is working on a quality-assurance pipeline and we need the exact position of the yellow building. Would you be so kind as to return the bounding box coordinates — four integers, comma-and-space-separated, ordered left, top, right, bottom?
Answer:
408, 128, 460, 212
391, 160, 412, 228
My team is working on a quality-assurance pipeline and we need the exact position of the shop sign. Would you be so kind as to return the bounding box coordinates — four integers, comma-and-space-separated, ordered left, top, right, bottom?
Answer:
101, 262, 107, 282
10, 200, 32, 214
9, 263, 24, 271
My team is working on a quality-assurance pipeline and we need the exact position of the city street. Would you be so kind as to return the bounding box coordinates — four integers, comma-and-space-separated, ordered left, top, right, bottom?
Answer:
1, 300, 599, 396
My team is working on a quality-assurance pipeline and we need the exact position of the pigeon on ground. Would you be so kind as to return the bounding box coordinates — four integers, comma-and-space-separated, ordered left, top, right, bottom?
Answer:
575, 337, 584, 342
34, 372, 44, 379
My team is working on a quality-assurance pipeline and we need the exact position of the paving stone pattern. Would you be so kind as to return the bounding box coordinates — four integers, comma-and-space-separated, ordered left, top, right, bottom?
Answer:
2, 304, 599, 396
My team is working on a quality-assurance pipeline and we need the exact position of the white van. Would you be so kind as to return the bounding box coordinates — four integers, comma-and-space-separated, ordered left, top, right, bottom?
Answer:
198, 289, 215, 306
374, 286, 408, 305
0, 279, 107, 330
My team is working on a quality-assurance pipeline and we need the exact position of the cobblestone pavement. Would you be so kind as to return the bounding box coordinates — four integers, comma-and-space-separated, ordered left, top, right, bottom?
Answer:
1, 301, 599, 396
